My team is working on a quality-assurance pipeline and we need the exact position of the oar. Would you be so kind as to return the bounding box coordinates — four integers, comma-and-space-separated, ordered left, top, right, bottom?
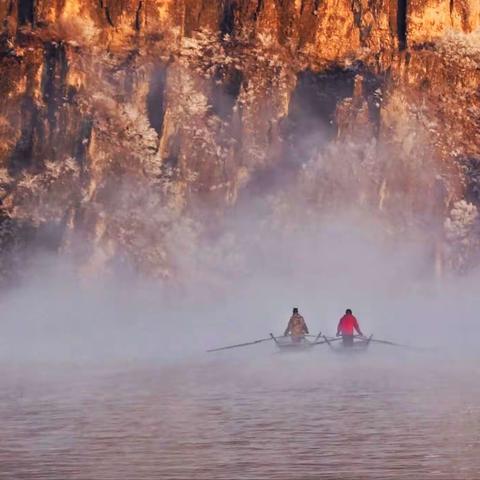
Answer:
207, 336, 274, 352
324, 336, 343, 343
305, 332, 326, 347
269, 333, 280, 345
320, 335, 344, 348
313, 331, 323, 342
368, 338, 416, 349
352, 335, 424, 350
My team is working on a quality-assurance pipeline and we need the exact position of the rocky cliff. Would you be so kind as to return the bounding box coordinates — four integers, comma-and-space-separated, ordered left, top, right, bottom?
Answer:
0, 1, 479, 282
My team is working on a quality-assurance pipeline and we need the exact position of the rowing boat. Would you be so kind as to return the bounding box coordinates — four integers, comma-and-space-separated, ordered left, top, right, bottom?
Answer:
323, 334, 373, 353
269, 333, 324, 351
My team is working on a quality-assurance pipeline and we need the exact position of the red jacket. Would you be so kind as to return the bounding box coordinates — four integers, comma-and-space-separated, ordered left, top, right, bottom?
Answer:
337, 314, 362, 336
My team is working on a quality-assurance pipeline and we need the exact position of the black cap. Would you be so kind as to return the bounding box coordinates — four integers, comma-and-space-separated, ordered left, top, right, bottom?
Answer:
293, 307, 299, 314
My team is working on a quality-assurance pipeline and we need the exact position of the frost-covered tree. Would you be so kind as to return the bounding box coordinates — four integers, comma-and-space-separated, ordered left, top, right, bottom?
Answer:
444, 200, 480, 272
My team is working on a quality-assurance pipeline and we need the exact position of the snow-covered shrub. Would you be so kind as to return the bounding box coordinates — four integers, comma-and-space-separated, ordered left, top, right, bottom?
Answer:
444, 200, 480, 272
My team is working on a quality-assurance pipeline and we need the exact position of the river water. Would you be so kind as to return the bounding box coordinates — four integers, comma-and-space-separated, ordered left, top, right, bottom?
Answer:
1, 350, 479, 480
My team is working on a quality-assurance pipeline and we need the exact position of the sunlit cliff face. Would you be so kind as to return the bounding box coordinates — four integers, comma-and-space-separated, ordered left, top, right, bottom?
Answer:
0, 1, 479, 284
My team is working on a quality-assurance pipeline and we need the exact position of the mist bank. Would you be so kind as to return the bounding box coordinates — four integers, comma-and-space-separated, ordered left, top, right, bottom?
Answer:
1, 210, 479, 366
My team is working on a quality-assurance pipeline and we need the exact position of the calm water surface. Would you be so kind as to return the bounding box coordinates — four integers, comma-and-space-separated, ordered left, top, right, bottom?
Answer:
1, 351, 479, 479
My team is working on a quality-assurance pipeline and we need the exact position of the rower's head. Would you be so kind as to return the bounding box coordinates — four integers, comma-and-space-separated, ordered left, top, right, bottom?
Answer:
292, 307, 299, 315
345, 308, 352, 315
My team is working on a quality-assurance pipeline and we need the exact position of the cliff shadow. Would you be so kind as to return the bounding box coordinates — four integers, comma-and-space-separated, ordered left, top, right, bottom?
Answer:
0, 208, 67, 288
284, 67, 356, 159
147, 66, 167, 137
18, 0, 35, 26
209, 66, 243, 121
461, 156, 480, 206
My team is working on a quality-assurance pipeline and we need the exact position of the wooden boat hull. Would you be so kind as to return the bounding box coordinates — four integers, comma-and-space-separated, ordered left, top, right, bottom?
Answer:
271, 334, 322, 352
328, 335, 373, 353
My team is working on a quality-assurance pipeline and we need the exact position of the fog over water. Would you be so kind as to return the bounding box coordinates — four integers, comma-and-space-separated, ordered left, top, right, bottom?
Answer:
1, 208, 480, 479
1, 210, 479, 365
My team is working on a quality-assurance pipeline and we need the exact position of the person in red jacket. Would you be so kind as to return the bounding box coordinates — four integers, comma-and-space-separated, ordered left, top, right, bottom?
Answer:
336, 309, 364, 347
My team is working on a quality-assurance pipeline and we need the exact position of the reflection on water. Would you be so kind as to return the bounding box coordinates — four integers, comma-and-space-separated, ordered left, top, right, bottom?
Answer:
1, 352, 479, 479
